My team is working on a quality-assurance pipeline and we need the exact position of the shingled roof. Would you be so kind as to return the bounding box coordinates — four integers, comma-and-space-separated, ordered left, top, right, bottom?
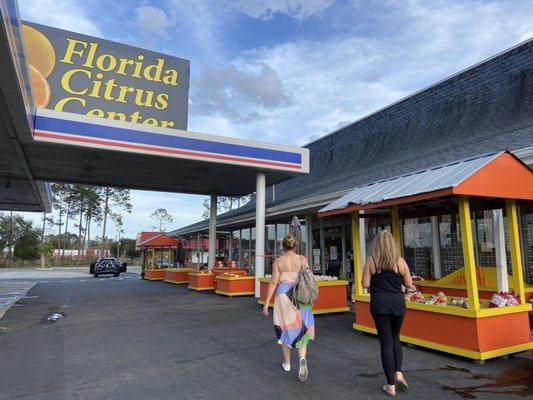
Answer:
171, 39, 533, 236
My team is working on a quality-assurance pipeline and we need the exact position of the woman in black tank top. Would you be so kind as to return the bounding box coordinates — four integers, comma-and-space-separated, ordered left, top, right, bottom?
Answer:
362, 230, 415, 397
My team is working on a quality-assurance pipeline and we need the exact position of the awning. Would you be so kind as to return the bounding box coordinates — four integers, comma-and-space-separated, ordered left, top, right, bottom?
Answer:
319, 151, 533, 217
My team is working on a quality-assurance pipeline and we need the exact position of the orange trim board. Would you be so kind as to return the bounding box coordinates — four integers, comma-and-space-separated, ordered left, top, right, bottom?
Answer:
353, 324, 533, 360
164, 279, 188, 284
215, 290, 255, 297
188, 286, 215, 291
453, 153, 533, 200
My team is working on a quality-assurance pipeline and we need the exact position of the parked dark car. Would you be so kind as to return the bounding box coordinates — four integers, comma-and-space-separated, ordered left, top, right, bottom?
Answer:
90, 258, 127, 278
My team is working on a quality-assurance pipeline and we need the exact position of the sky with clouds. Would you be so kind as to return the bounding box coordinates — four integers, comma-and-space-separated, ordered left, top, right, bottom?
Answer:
17, 0, 533, 239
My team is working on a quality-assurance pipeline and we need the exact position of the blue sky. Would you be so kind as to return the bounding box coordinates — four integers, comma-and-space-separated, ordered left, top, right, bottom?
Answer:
18, 0, 533, 239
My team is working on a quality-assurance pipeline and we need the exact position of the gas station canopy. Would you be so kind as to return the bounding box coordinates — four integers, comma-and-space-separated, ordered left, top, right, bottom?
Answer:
0, 3, 309, 212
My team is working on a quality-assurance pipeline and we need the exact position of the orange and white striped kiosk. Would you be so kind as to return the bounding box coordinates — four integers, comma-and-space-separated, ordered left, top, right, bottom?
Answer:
319, 151, 533, 362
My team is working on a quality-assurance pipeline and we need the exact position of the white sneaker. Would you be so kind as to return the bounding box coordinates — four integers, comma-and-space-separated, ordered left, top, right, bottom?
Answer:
298, 358, 308, 382
282, 362, 291, 372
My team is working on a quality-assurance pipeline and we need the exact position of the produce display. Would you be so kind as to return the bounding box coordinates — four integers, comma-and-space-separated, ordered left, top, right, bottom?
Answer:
489, 291, 520, 307
405, 289, 475, 309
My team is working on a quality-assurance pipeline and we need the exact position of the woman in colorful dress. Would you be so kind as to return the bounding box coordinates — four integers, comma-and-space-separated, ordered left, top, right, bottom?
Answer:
263, 234, 315, 382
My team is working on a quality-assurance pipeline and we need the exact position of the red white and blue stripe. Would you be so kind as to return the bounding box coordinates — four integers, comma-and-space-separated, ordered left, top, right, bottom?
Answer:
33, 109, 308, 172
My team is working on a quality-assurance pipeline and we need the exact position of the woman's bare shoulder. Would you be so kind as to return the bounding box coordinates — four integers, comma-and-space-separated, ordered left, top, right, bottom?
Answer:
397, 257, 409, 274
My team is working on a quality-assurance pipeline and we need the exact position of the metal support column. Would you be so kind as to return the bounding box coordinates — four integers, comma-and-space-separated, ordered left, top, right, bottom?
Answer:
506, 200, 526, 304
254, 172, 266, 297
359, 212, 366, 269
208, 193, 217, 270
458, 197, 480, 310
493, 209, 509, 293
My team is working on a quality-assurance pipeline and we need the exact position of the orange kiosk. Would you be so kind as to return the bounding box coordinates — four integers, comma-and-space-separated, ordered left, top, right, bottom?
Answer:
188, 270, 215, 291
319, 152, 533, 362
139, 233, 178, 281
212, 262, 252, 296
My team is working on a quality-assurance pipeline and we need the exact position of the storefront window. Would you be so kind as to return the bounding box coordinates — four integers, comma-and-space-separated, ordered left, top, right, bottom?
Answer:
266, 224, 276, 274
365, 218, 391, 257
520, 205, 533, 284
474, 210, 511, 273
251, 227, 256, 270
241, 228, 250, 269
402, 218, 432, 278
231, 230, 240, 264
276, 223, 288, 255
312, 226, 321, 271
439, 214, 464, 276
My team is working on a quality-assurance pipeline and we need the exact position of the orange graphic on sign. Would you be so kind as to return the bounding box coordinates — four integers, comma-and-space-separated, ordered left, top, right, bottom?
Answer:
22, 24, 55, 107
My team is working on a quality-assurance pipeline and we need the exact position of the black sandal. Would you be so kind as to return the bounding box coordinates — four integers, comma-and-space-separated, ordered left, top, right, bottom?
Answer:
396, 379, 409, 390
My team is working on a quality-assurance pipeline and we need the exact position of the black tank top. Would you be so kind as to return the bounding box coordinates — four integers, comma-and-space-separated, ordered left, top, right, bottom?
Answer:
369, 257, 406, 316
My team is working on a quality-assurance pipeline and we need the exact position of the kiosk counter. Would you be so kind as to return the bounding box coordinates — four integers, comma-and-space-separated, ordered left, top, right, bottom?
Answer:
164, 268, 190, 284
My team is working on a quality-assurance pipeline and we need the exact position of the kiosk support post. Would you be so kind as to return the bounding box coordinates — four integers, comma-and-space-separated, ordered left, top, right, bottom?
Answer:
151, 248, 156, 269
458, 197, 480, 310
351, 211, 364, 296
391, 206, 402, 253
505, 200, 526, 304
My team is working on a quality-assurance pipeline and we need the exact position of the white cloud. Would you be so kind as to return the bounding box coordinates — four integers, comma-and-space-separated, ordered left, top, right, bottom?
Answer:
20, 0, 102, 36
230, 0, 334, 21
189, 0, 533, 146
191, 62, 291, 122
135, 5, 173, 39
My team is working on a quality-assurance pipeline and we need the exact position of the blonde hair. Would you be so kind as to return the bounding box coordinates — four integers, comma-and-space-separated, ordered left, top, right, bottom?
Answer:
371, 230, 400, 272
282, 234, 296, 251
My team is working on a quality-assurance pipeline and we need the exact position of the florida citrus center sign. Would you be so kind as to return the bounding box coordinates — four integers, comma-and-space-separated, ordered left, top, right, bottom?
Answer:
22, 21, 190, 130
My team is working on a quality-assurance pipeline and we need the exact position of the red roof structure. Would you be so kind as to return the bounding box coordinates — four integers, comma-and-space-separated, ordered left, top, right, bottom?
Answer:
138, 233, 178, 249
135, 231, 160, 249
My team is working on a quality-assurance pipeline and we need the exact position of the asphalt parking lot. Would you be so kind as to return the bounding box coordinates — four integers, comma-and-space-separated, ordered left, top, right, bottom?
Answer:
0, 269, 531, 400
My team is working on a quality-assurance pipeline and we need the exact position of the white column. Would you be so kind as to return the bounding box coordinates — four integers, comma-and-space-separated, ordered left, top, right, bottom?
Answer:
208, 193, 217, 270
255, 172, 266, 297
359, 212, 366, 267
431, 216, 442, 279
493, 209, 509, 292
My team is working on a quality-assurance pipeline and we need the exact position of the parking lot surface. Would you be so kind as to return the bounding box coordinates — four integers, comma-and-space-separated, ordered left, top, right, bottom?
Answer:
0, 269, 531, 400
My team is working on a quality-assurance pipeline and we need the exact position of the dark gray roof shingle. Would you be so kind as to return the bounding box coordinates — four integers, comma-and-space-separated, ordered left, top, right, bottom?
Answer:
171, 39, 533, 235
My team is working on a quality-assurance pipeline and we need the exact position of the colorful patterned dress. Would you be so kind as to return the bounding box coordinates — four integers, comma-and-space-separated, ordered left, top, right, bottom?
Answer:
273, 271, 315, 348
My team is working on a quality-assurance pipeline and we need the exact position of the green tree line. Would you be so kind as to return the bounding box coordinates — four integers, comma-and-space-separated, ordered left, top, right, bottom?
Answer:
0, 183, 133, 266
